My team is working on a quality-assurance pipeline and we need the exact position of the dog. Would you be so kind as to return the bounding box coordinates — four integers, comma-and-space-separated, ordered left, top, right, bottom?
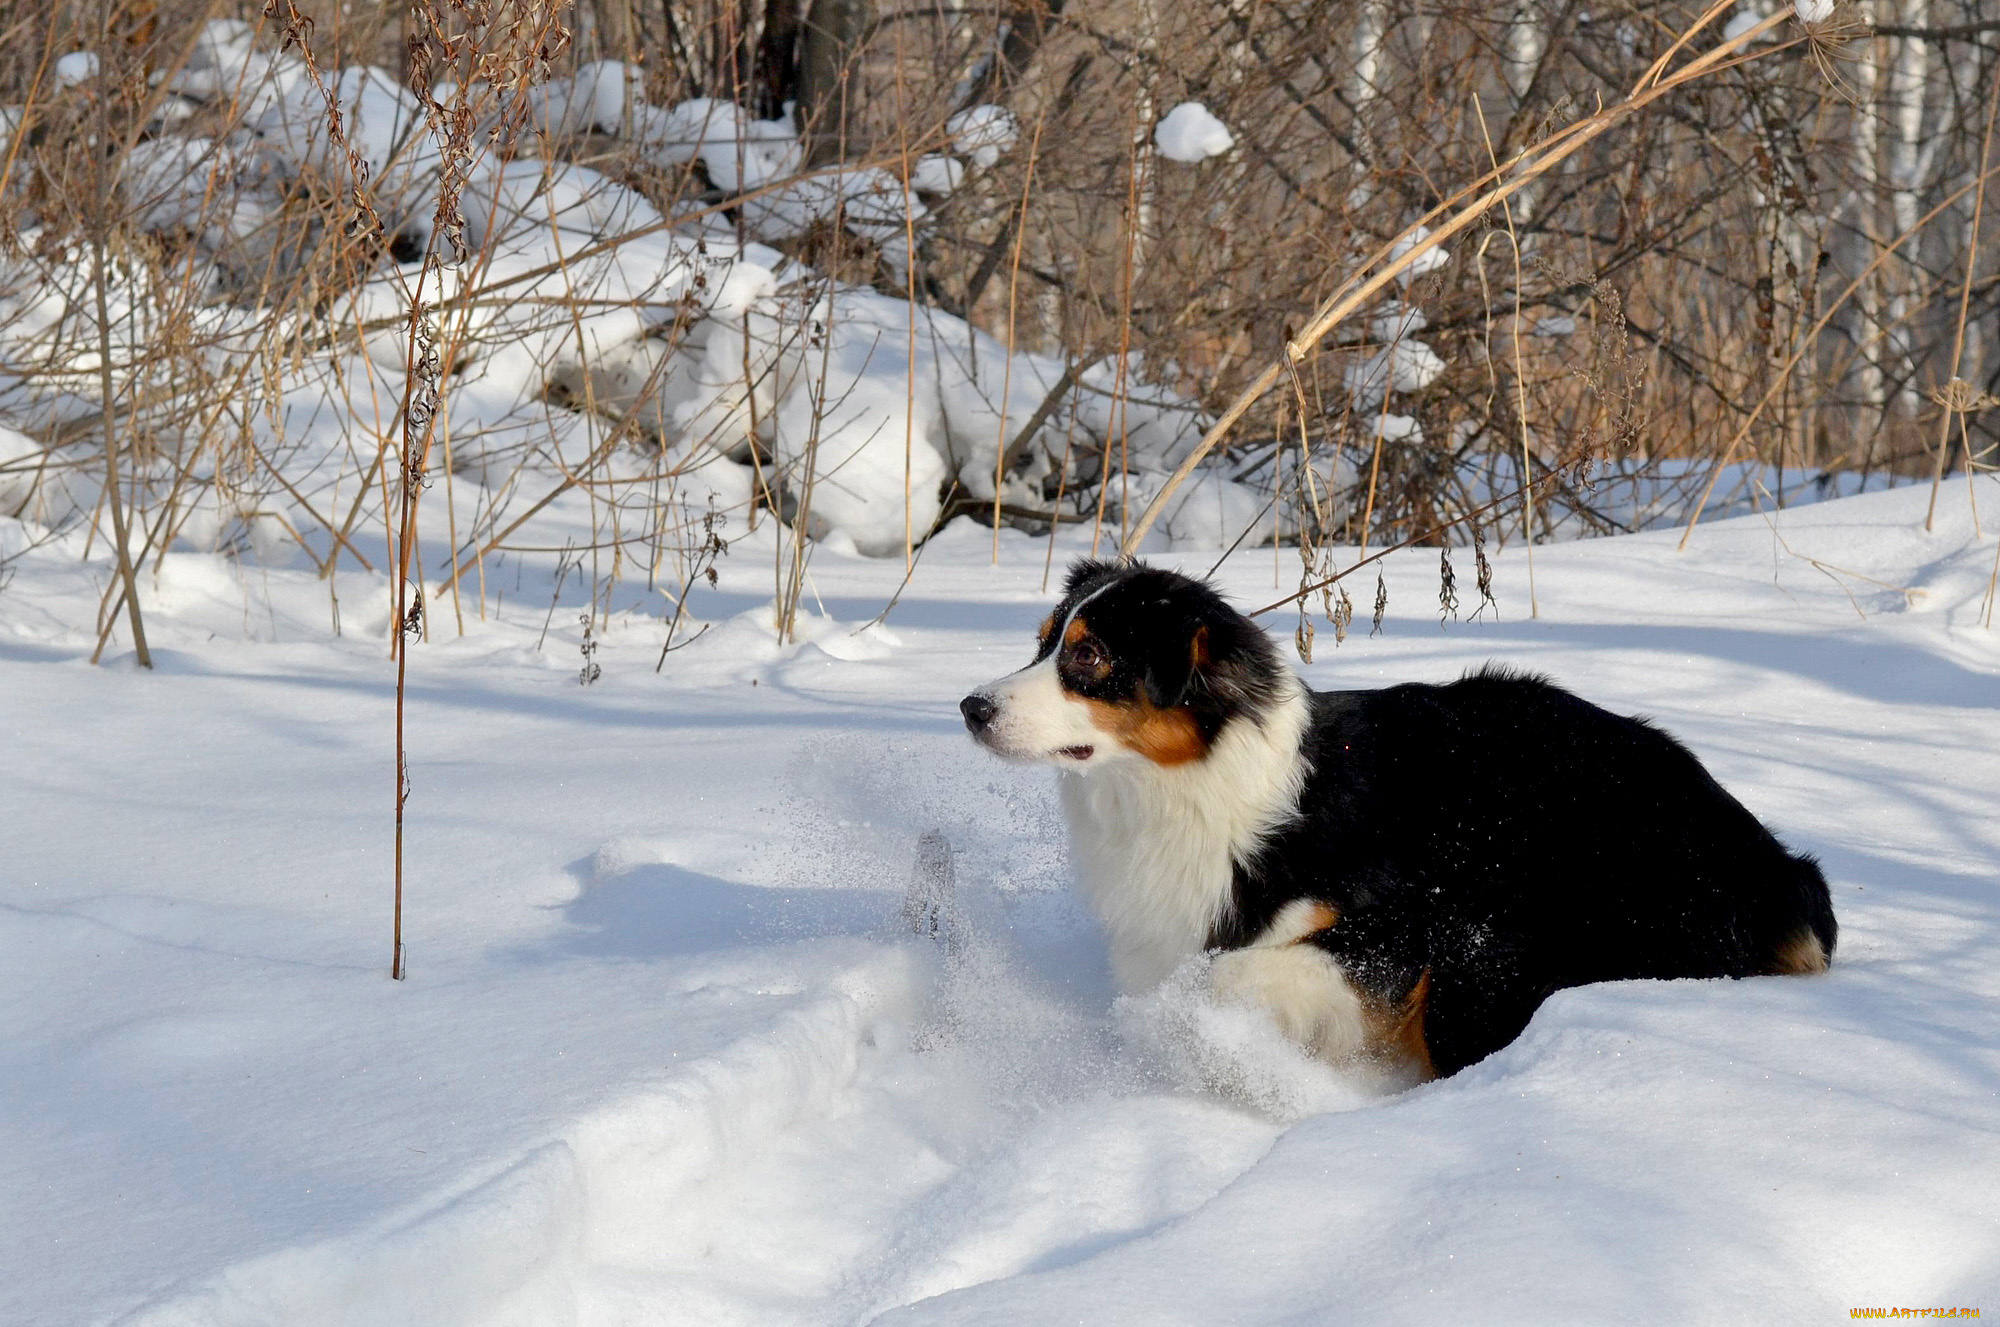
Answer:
960, 558, 1837, 1083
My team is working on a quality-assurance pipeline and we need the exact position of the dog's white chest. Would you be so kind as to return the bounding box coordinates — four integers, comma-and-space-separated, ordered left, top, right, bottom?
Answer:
1060, 686, 1311, 991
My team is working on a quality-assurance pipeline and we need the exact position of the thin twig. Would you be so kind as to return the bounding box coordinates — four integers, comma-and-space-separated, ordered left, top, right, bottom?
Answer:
1923, 55, 2000, 531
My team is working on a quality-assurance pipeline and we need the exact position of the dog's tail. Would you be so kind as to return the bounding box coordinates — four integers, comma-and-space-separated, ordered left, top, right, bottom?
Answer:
1766, 851, 1837, 975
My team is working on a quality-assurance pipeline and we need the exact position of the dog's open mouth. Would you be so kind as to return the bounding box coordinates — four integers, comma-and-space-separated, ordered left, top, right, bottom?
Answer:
1056, 745, 1095, 761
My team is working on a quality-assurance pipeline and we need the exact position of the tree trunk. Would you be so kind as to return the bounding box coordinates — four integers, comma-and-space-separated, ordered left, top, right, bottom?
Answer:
953, 0, 1070, 114
1884, 0, 1931, 424
755, 0, 804, 119
798, 0, 872, 162
1852, 0, 1889, 465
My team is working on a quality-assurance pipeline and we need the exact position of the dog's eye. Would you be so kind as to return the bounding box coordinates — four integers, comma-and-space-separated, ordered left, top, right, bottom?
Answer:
1067, 639, 1108, 673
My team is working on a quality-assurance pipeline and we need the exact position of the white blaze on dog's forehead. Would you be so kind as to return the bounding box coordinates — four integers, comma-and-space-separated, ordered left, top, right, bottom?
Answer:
1047, 575, 1123, 650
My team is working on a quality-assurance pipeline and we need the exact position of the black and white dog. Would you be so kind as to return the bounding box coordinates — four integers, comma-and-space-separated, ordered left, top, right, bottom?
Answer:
961, 559, 1836, 1082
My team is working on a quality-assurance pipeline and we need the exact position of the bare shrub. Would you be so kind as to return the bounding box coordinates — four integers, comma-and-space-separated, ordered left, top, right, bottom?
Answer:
0, 0, 1991, 660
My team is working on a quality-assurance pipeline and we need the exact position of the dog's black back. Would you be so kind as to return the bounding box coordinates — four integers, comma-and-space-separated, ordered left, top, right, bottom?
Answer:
1215, 667, 1837, 1075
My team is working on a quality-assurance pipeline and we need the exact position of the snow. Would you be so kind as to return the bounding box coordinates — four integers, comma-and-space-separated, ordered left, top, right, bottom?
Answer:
54, 51, 100, 87
1344, 337, 1447, 406
0, 422, 40, 509
742, 165, 924, 247
1388, 223, 1450, 283
1367, 411, 1423, 442
5, 25, 1998, 1310
3, 479, 1998, 1326
1153, 103, 1235, 164
766, 296, 949, 557
165, 19, 308, 114
910, 156, 964, 197
945, 107, 1018, 169
531, 59, 645, 136
1723, 6, 1773, 41
251, 65, 476, 238
1348, 250, 1450, 428
463, 159, 664, 248
0, 21, 1256, 560
1368, 299, 1428, 342
1793, 0, 1835, 22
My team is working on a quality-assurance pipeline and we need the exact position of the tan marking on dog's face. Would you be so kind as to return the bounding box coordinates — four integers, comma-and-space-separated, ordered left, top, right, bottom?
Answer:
1037, 613, 1056, 648
1767, 930, 1830, 975
1081, 693, 1208, 766
1061, 615, 1211, 766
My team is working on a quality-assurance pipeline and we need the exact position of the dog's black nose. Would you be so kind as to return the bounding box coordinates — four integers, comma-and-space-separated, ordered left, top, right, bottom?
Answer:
960, 693, 997, 732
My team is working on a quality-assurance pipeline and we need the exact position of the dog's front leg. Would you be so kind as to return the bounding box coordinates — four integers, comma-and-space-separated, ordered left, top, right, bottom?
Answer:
1208, 899, 1374, 1062
1209, 940, 1373, 1061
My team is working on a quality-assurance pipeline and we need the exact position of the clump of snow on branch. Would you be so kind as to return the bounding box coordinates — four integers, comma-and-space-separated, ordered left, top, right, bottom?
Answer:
946, 106, 1019, 168
1342, 231, 1455, 446
54, 52, 100, 88
1722, 5, 1778, 41
1388, 224, 1450, 284
1154, 103, 1235, 164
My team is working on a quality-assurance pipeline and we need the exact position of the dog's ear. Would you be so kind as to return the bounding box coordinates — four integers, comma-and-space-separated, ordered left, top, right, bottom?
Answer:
1063, 557, 1127, 597
1143, 623, 1210, 709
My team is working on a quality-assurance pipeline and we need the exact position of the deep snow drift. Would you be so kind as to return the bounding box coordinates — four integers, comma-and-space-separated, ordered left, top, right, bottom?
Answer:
3, 480, 1998, 1327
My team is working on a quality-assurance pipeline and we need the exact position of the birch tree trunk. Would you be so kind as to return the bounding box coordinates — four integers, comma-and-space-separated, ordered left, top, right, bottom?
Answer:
1352, 0, 1386, 172
1851, 0, 1889, 463
1883, 0, 1931, 424
1505, 2, 1547, 224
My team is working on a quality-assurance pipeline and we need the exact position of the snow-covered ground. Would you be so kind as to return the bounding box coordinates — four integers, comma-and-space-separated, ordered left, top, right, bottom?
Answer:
5, 479, 1999, 1327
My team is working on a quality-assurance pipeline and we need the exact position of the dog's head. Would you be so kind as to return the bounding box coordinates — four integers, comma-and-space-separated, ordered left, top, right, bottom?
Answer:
961, 559, 1286, 770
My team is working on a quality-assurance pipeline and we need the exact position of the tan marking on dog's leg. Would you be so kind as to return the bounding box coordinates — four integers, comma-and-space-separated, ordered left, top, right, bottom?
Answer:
1364, 969, 1437, 1084
1254, 898, 1338, 945
1767, 930, 1830, 975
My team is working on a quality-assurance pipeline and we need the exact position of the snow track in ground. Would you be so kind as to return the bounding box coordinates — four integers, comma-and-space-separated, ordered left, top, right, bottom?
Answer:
119, 948, 935, 1327
116, 934, 1295, 1327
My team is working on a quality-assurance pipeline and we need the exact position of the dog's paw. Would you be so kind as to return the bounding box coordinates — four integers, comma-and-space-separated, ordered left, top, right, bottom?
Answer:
1115, 953, 1377, 1121
1209, 943, 1370, 1058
